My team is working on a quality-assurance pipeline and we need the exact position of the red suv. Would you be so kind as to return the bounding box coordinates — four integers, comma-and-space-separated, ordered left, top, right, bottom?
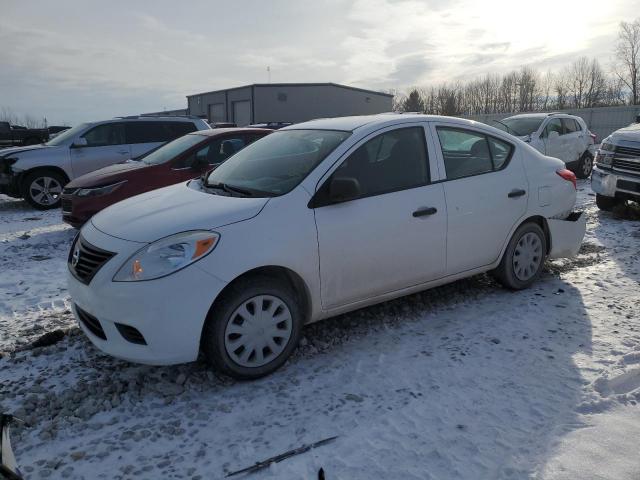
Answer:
61, 128, 271, 227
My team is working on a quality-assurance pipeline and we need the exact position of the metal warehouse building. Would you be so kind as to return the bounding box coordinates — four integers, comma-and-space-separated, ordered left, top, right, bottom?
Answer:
186, 83, 393, 126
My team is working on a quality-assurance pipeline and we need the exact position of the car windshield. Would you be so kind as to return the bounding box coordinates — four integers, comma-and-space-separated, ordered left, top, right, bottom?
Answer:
142, 134, 206, 165
494, 117, 544, 136
45, 123, 90, 146
204, 129, 351, 197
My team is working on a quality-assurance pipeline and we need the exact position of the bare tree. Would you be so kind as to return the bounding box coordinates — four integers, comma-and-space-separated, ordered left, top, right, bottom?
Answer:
614, 19, 640, 104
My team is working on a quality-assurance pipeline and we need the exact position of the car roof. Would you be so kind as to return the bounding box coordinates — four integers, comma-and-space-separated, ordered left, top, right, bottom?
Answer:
505, 112, 579, 120
189, 127, 273, 137
282, 114, 486, 132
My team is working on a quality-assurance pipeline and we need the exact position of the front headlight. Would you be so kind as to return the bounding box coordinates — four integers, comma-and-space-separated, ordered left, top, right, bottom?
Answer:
113, 231, 219, 282
77, 180, 126, 197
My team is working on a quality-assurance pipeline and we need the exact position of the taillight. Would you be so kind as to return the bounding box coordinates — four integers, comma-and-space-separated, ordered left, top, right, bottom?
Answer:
557, 168, 577, 189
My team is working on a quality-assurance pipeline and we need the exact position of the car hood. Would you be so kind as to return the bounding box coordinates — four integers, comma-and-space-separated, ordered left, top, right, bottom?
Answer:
91, 181, 269, 243
608, 123, 640, 144
0, 144, 61, 158
67, 161, 150, 188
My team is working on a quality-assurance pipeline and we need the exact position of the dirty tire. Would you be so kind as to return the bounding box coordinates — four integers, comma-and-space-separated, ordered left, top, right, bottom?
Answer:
574, 152, 594, 179
493, 222, 547, 290
21, 170, 66, 210
595, 194, 622, 212
202, 275, 303, 380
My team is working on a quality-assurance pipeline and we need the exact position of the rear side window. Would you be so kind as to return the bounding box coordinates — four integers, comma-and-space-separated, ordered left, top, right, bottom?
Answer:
562, 118, 579, 133
82, 123, 126, 147
331, 126, 429, 198
436, 127, 514, 180
126, 121, 197, 144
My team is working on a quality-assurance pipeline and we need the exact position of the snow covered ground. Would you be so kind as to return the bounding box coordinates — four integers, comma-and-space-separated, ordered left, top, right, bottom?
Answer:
1, 181, 639, 480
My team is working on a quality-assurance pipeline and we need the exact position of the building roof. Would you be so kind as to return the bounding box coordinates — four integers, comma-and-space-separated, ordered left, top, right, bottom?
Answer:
187, 83, 394, 99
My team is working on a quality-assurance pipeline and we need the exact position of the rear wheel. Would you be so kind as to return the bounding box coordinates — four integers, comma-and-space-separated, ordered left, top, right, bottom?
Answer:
595, 194, 622, 212
21, 170, 66, 210
201, 276, 303, 380
574, 152, 594, 179
493, 222, 546, 290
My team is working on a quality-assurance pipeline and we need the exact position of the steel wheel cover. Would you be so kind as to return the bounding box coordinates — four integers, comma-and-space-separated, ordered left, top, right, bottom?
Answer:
30, 176, 62, 206
582, 156, 593, 176
512, 231, 543, 281
224, 294, 293, 368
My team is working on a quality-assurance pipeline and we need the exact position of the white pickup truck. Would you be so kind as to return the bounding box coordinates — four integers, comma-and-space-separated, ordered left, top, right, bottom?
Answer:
591, 122, 640, 210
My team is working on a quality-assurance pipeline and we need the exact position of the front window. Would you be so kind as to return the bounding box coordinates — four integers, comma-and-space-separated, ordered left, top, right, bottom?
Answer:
494, 117, 544, 136
143, 134, 206, 165
205, 129, 351, 196
45, 123, 90, 146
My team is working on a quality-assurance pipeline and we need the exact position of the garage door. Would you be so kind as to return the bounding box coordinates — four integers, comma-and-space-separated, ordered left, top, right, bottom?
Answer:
209, 103, 225, 123
233, 101, 251, 126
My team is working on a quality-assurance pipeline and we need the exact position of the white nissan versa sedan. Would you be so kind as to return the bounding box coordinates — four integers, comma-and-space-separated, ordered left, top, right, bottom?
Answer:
67, 114, 586, 379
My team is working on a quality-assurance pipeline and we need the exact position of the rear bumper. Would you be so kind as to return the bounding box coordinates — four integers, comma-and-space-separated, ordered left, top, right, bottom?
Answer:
548, 211, 586, 259
591, 167, 640, 201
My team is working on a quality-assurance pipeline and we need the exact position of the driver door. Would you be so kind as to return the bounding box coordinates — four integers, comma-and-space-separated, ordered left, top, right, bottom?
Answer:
70, 122, 130, 177
312, 124, 447, 309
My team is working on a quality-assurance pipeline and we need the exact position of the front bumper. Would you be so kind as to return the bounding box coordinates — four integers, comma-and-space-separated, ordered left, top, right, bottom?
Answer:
591, 167, 640, 201
67, 222, 228, 365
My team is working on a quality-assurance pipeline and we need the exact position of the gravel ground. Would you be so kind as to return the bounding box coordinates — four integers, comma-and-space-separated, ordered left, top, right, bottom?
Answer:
1, 180, 639, 479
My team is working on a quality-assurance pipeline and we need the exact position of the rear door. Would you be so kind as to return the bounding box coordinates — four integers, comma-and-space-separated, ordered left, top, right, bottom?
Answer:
561, 118, 582, 162
542, 118, 567, 161
313, 124, 447, 309
430, 123, 528, 275
70, 122, 129, 177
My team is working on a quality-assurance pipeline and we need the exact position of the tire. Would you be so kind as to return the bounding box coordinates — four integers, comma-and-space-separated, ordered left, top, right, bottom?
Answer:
201, 275, 303, 380
21, 170, 66, 210
596, 194, 622, 212
574, 152, 594, 179
493, 222, 547, 290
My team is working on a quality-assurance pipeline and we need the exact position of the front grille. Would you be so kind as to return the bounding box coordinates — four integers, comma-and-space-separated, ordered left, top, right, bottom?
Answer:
68, 236, 115, 285
115, 323, 147, 345
612, 158, 640, 173
75, 305, 107, 340
615, 145, 640, 158
61, 198, 72, 213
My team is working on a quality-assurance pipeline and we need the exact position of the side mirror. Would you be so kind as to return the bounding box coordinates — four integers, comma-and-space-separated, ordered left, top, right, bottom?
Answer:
72, 137, 88, 148
328, 177, 361, 203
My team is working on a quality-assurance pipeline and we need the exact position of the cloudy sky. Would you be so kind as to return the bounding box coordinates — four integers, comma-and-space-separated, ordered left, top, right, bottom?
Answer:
1, 0, 638, 125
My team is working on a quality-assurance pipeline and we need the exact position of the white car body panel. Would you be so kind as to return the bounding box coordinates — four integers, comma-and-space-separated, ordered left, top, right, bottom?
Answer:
547, 213, 587, 258
67, 114, 585, 365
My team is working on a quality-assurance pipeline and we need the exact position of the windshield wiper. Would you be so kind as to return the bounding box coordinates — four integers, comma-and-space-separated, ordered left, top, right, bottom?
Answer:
205, 181, 253, 197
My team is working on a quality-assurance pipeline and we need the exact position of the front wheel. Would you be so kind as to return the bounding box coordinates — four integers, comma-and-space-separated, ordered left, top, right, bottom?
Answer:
21, 170, 66, 210
493, 222, 547, 290
201, 276, 303, 380
574, 152, 594, 179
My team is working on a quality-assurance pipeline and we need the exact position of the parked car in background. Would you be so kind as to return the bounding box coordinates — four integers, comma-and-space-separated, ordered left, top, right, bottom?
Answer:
67, 114, 585, 379
62, 128, 271, 227
493, 113, 596, 179
0, 121, 49, 147
0, 116, 210, 209
591, 122, 640, 210
210, 122, 237, 128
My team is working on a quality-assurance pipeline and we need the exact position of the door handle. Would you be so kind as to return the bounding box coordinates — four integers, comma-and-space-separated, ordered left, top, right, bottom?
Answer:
508, 189, 526, 198
412, 207, 437, 217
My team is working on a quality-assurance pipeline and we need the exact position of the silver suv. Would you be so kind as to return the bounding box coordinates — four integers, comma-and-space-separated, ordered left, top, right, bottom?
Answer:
592, 122, 640, 211
0, 116, 210, 209
493, 113, 596, 178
